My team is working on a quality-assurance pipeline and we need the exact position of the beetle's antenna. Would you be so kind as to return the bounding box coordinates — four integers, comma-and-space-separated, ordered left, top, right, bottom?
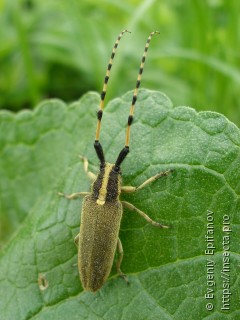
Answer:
94, 29, 131, 165
115, 31, 160, 169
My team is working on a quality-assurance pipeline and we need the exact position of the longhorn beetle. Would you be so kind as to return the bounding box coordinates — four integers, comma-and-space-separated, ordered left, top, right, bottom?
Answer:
59, 30, 172, 292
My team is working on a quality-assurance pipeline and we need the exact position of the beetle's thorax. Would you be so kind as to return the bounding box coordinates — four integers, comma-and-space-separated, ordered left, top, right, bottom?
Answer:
92, 162, 122, 205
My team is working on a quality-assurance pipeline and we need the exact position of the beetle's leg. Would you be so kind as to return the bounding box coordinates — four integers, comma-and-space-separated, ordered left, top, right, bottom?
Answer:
116, 238, 129, 285
58, 156, 95, 199
121, 169, 173, 193
121, 201, 169, 228
58, 191, 90, 200
74, 234, 80, 247
79, 156, 97, 181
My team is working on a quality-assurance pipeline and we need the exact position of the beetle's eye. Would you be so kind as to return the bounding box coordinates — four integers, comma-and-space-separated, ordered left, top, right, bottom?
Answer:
112, 166, 120, 174
100, 163, 105, 170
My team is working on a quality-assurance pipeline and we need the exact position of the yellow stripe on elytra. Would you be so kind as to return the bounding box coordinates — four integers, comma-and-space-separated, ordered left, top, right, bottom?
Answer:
97, 164, 113, 205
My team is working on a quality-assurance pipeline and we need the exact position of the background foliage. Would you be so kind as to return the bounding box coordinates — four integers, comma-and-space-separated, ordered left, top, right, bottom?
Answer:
0, 0, 240, 125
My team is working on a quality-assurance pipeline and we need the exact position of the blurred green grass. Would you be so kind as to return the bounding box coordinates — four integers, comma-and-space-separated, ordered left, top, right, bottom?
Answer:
0, 0, 240, 125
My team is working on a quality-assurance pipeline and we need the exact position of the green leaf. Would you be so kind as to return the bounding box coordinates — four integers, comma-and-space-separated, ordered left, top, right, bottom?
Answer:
0, 89, 239, 320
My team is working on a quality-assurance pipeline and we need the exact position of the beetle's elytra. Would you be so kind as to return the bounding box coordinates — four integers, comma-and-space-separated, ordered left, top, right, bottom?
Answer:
59, 30, 172, 292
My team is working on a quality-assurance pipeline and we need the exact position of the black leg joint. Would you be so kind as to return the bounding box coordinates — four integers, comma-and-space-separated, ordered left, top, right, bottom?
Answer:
94, 141, 105, 165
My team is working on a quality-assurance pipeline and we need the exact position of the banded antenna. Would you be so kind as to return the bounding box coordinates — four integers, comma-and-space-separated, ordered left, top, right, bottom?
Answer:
94, 30, 131, 166
115, 31, 160, 170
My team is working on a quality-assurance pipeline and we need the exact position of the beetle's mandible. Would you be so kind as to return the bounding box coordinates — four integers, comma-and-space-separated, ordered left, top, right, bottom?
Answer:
59, 30, 172, 292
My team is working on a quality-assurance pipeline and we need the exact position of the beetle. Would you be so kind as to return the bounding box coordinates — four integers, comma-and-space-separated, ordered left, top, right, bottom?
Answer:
59, 30, 172, 292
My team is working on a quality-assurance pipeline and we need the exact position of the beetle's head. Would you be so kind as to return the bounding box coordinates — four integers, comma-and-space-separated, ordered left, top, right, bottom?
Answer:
94, 141, 129, 174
